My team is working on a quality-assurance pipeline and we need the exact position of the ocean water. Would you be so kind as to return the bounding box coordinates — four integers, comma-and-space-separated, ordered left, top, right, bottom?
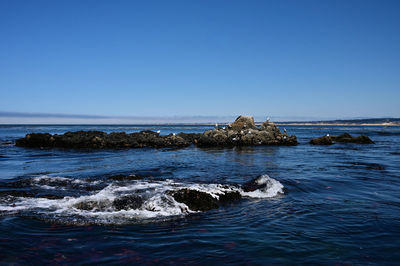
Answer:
0, 124, 400, 265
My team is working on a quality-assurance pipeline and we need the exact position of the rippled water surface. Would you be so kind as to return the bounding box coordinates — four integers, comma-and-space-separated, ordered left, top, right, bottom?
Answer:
1, 124, 400, 264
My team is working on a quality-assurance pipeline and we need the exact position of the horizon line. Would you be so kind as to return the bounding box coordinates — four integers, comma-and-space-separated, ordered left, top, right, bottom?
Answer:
0, 111, 398, 125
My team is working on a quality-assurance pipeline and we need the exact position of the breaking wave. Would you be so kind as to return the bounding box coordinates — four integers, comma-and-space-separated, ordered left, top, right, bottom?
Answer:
0, 174, 284, 225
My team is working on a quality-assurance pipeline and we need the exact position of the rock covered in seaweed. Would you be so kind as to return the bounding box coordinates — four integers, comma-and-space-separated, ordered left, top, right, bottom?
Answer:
197, 116, 298, 147
310, 133, 374, 145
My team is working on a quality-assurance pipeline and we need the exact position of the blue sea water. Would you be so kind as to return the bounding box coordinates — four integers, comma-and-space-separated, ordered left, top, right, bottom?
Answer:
0, 124, 400, 265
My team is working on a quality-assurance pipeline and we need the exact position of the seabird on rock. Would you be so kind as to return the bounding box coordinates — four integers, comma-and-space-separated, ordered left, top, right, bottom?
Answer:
172, 133, 176, 136
283, 128, 287, 133
157, 130, 161, 134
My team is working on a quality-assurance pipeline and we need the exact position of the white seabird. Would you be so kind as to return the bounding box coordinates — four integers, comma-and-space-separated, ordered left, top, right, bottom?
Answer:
326, 133, 330, 137
157, 130, 161, 134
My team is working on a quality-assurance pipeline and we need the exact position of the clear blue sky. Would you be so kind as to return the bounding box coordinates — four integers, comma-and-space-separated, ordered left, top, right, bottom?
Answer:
1, 0, 399, 121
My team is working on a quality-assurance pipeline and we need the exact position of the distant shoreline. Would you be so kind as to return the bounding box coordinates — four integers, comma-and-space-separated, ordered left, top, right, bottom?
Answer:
1, 118, 399, 126
1, 122, 399, 127
275, 122, 400, 126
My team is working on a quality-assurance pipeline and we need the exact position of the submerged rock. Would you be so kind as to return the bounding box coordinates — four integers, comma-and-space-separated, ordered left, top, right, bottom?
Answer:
73, 200, 111, 211
0, 190, 64, 199
0, 190, 35, 198
310, 133, 374, 145
38, 194, 65, 200
113, 195, 143, 210
242, 175, 279, 192
197, 116, 298, 147
108, 174, 143, 181
171, 189, 242, 211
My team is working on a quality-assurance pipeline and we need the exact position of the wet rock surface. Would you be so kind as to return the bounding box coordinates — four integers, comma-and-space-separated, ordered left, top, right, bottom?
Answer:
15, 116, 297, 149
310, 133, 374, 145
171, 189, 242, 211
113, 195, 144, 211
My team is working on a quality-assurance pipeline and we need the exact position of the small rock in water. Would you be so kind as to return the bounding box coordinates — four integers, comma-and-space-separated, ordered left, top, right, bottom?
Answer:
171, 189, 242, 212
172, 189, 219, 211
310, 133, 374, 145
242, 176, 270, 192
309, 136, 333, 145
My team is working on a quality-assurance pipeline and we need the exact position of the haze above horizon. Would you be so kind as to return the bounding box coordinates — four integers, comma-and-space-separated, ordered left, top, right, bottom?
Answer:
1, 0, 399, 123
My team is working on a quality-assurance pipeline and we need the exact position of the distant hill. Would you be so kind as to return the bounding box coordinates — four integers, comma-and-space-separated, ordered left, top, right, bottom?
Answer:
276, 118, 400, 126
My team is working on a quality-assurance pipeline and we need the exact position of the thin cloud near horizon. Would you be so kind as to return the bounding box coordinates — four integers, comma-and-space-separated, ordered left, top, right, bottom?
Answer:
0, 111, 393, 124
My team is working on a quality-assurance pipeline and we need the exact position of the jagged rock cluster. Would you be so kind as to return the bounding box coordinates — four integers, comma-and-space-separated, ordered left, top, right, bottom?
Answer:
197, 116, 298, 147
15, 116, 298, 149
310, 133, 375, 145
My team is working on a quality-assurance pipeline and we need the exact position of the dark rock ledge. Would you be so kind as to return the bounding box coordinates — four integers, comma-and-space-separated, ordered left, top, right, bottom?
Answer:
310, 133, 375, 145
15, 116, 298, 149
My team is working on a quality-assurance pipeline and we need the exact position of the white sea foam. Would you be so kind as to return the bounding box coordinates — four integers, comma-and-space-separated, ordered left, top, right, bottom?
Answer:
0, 175, 284, 224
240, 174, 284, 198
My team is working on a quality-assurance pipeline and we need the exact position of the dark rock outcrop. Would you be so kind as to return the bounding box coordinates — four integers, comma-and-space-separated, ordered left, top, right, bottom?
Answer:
15, 116, 297, 149
309, 136, 333, 145
16, 130, 198, 149
171, 189, 242, 211
332, 133, 375, 144
197, 116, 298, 147
310, 133, 374, 145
